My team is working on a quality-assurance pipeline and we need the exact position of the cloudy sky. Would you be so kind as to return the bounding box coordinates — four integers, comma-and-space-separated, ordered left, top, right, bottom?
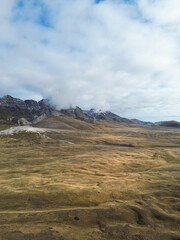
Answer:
0, 0, 180, 122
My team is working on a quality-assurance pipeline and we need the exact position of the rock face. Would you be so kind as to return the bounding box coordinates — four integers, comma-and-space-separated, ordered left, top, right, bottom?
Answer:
24, 100, 40, 112
0, 95, 59, 125
18, 118, 32, 126
74, 107, 94, 123
0, 95, 133, 125
60, 107, 94, 123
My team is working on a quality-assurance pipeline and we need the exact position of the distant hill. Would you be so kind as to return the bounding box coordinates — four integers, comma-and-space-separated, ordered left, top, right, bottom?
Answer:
86, 109, 134, 124
131, 119, 153, 125
155, 121, 180, 128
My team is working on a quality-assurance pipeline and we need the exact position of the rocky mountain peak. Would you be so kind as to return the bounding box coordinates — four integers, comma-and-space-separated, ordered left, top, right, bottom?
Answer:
0, 95, 27, 109
2, 95, 14, 100
38, 99, 51, 107
0, 95, 57, 124
74, 106, 94, 123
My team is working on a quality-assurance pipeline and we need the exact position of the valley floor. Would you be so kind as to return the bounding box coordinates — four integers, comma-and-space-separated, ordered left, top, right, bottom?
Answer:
0, 123, 179, 240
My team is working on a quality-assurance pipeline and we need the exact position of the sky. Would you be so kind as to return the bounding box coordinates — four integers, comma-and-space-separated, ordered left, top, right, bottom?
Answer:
0, 0, 180, 122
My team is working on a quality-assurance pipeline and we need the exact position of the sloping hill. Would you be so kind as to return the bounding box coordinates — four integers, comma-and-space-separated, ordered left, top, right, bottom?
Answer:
86, 109, 134, 124
131, 119, 153, 125
34, 116, 98, 131
156, 120, 180, 128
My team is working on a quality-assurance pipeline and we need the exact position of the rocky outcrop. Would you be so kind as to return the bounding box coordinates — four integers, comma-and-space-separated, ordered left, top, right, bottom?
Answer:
74, 107, 94, 123
0, 105, 32, 124
0, 95, 56, 125
18, 118, 31, 126
60, 107, 94, 123
25, 100, 40, 112
60, 108, 76, 118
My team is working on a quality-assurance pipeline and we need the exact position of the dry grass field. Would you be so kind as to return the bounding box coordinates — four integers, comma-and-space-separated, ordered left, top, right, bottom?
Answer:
0, 119, 179, 240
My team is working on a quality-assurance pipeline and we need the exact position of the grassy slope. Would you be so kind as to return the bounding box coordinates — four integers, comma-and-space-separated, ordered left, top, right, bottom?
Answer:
0, 121, 179, 240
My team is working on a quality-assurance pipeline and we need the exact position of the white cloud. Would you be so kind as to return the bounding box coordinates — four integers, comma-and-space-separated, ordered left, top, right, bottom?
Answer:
0, 0, 180, 121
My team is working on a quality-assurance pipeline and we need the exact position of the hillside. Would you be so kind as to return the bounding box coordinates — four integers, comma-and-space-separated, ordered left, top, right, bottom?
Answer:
156, 120, 180, 128
131, 119, 153, 125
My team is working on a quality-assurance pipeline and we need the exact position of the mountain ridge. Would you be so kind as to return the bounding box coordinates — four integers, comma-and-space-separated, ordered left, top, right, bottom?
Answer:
0, 95, 134, 125
1, 95, 180, 128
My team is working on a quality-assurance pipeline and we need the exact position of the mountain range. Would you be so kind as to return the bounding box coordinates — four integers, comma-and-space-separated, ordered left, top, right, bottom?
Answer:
0, 95, 179, 128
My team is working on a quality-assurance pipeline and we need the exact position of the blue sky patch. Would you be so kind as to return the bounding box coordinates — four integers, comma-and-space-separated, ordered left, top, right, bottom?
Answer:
95, 0, 135, 5
95, 0, 104, 4
33, 0, 52, 27
12, 0, 52, 28
17, 1, 24, 8
123, 0, 135, 4
41, 39, 49, 45
0, 42, 14, 49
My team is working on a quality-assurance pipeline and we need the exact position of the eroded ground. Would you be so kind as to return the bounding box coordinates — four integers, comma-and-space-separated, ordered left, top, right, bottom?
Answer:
0, 122, 179, 240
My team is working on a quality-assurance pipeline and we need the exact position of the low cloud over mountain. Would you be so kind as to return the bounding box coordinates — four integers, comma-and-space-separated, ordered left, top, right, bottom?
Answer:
0, 1, 180, 121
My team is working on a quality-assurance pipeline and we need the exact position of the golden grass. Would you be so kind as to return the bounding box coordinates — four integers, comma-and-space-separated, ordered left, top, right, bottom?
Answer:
0, 123, 179, 239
